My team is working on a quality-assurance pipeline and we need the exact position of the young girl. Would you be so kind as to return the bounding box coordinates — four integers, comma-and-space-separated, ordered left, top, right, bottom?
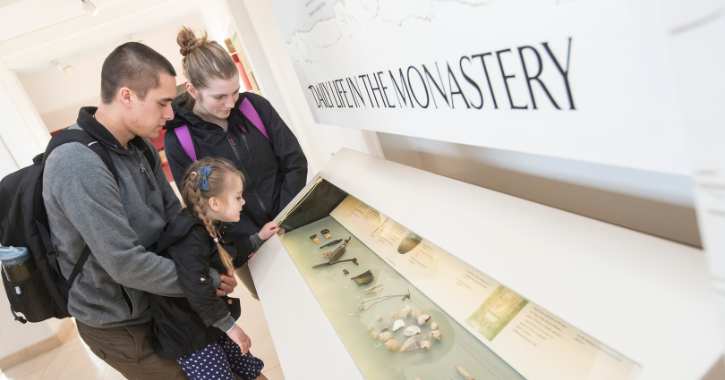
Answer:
151, 157, 279, 380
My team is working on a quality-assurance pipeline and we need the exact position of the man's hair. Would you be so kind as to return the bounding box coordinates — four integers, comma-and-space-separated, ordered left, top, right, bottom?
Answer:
100, 42, 176, 104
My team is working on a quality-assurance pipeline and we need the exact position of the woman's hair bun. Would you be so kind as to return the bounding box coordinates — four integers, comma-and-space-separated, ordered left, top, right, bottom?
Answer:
177, 27, 201, 57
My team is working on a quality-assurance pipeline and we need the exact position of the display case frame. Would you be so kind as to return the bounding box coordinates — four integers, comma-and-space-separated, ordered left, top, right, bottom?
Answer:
250, 149, 721, 380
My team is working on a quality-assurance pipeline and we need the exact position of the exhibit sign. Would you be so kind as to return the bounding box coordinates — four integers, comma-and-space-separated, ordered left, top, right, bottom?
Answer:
272, 0, 690, 174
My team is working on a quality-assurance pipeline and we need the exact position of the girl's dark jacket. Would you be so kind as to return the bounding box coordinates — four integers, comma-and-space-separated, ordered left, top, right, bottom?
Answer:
164, 92, 308, 257
150, 209, 241, 359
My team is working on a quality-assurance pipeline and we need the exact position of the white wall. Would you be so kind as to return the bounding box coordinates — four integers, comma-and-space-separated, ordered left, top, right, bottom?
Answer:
0, 65, 50, 165
664, 0, 725, 358
0, 64, 62, 362
0, 137, 17, 180
224, 0, 383, 176
18, 12, 206, 132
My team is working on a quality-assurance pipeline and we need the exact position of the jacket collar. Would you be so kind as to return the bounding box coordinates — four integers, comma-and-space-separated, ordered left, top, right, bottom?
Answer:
77, 106, 147, 155
166, 92, 249, 133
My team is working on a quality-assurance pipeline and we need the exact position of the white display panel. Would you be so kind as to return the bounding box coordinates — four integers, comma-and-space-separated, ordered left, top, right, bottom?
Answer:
251, 149, 722, 380
329, 196, 640, 380
666, 1, 725, 346
271, 0, 689, 174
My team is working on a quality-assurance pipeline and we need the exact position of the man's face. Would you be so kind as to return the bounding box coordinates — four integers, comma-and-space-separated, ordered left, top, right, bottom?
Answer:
192, 74, 240, 120
127, 72, 176, 139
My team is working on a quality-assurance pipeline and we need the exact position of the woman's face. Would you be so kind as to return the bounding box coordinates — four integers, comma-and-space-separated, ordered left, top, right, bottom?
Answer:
190, 74, 240, 120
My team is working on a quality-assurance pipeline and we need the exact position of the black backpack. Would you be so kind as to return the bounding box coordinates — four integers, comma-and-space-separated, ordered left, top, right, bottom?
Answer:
0, 127, 155, 323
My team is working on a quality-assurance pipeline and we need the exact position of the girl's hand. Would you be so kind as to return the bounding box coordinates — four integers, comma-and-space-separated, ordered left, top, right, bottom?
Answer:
227, 325, 252, 354
258, 222, 280, 240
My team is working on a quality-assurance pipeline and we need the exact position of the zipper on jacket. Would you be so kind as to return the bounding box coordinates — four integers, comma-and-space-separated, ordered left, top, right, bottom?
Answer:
139, 166, 156, 191
227, 134, 242, 162
136, 151, 156, 191
227, 128, 269, 215
254, 191, 268, 214
238, 132, 251, 155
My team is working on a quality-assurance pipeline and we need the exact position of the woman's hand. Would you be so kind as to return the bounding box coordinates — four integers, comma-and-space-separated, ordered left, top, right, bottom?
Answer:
227, 324, 252, 354
258, 222, 280, 240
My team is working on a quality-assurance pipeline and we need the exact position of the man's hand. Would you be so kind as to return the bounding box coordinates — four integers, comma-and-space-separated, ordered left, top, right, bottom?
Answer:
215, 271, 237, 296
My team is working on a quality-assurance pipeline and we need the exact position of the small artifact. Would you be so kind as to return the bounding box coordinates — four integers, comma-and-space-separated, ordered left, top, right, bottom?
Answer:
312, 257, 358, 269
326, 237, 351, 262
411, 308, 422, 318
430, 322, 439, 330
342, 269, 349, 276
377, 330, 393, 342
456, 366, 475, 380
396, 305, 412, 319
357, 289, 410, 312
400, 336, 419, 352
403, 325, 421, 337
419, 340, 432, 350
309, 234, 321, 245
319, 237, 345, 249
321, 228, 332, 239
392, 319, 405, 332
350, 270, 374, 286
364, 284, 384, 295
417, 314, 431, 326
398, 232, 423, 254
384, 338, 401, 352
430, 330, 442, 341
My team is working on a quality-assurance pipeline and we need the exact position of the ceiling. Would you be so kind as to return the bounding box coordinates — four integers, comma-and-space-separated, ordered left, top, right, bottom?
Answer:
0, 0, 201, 73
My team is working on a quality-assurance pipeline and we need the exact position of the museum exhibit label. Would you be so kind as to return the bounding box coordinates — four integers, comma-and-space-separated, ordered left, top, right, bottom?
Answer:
272, 0, 690, 175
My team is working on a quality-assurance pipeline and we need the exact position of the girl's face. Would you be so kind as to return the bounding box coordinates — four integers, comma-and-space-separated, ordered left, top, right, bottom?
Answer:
188, 74, 240, 121
208, 174, 245, 222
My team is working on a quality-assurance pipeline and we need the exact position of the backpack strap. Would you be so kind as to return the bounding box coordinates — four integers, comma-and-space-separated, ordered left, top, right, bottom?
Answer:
66, 247, 91, 292
174, 125, 197, 161
172, 96, 269, 162
239, 97, 269, 140
46, 129, 120, 183
43, 129, 121, 291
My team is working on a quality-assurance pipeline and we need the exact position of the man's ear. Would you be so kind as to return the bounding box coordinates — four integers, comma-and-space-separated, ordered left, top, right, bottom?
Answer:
118, 87, 133, 106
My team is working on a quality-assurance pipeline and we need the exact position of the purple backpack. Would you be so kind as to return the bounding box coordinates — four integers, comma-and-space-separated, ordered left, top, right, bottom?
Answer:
173, 97, 269, 161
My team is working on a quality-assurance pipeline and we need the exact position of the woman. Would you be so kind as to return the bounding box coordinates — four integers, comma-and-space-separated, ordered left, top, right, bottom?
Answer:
164, 27, 308, 297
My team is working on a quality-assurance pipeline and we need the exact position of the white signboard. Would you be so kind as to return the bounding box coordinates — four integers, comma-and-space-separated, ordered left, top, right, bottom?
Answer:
272, 0, 690, 174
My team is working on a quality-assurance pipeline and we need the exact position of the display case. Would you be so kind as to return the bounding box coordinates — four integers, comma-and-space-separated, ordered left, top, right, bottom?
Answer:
250, 149, 722, 380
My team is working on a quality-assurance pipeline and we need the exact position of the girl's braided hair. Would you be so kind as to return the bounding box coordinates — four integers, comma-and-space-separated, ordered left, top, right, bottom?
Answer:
180, 157, 244, 273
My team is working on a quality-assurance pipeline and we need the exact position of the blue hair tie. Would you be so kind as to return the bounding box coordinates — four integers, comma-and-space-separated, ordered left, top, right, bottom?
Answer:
198, 165, 213, 192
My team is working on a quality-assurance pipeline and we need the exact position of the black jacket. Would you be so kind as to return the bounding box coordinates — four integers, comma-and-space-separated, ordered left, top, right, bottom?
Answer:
164, 92, 307, 255
150, 209, 241, 359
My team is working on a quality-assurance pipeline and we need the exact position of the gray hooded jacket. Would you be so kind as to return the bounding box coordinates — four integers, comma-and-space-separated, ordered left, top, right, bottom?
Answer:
42, 108, 185, 328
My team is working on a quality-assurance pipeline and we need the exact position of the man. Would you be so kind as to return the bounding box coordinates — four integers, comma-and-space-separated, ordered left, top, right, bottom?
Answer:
42, 42, 236, 379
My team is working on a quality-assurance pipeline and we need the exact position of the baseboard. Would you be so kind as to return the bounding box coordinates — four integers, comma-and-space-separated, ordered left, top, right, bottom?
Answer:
0, 319, 76, 370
